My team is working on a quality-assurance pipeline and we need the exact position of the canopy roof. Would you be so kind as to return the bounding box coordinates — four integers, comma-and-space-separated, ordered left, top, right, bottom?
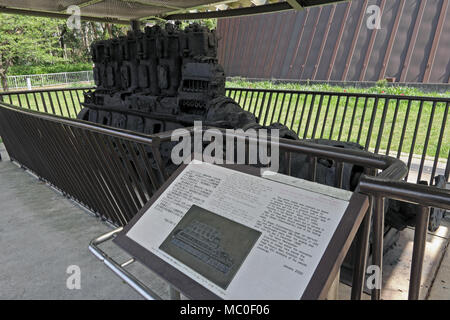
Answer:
0, 0, 347, 24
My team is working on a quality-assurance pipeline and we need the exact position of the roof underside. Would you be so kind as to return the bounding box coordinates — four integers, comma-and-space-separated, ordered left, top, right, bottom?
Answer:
0, 0, 348, 24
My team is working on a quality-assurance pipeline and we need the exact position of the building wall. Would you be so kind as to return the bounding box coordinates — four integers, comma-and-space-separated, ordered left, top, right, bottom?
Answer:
216, 0, 450, 84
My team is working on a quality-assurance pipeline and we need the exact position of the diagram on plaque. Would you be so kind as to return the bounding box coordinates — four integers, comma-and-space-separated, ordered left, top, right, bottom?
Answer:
159, 205, 262, 290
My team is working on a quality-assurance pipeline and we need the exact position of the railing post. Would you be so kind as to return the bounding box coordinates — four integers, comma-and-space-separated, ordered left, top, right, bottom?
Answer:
351, 196, 373, 300
371, 196, 384, 300
408, 206, 430, 300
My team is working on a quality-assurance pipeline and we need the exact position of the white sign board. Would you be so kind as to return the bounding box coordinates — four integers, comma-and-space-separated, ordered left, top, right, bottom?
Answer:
126, 160, 352, 299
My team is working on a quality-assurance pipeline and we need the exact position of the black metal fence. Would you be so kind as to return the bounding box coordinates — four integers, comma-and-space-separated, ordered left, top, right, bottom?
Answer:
0, 102, 167, 227
0, 87, 88, 118
0, 95, 450, 300
1, 87, 448, 185
225, 88, 450, 184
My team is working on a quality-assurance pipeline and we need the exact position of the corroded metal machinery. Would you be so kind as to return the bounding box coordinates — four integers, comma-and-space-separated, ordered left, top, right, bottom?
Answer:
78, 23, 445, 232
79, 23, 257, 135
78, 22, 360, 179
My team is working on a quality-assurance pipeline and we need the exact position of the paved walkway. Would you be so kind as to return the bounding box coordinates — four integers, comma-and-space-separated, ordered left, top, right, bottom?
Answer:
0, 144, 170, 299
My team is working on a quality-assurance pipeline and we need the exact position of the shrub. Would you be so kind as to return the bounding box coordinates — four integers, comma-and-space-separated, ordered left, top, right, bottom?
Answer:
8, 62, 93, 76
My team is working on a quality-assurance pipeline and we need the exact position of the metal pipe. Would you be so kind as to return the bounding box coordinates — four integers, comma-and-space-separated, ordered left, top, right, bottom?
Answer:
89, 227, 163, 300
408, 206, 430, 300
371, 196, 384, 300
164, 2, 293, 20
166, 123, 408, 177
359, 176, 450, 210
0, 7, 129, 25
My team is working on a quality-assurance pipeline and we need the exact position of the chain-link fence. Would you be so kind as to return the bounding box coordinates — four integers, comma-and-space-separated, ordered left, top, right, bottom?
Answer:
5, 71, 94, 90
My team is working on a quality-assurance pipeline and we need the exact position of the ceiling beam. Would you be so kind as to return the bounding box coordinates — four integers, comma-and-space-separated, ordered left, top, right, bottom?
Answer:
164, 0, 238, 15
139, 0, 238, 21
161, 0, 348, 20
0, 0, 350, 23
163, 2, 293, 20
121, 0, 182, 10
59, 0, 105, 13
0, 6, 130, 24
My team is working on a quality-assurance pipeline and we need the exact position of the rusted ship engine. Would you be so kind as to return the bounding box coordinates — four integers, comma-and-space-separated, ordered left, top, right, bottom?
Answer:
79, 22, 258, 137
78, 23, 445, 232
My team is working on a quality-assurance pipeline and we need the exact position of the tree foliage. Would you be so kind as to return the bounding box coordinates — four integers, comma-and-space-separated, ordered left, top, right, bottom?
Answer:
0, 14, 62, 90
0, 13, 128, 90
0, 13, 216, 91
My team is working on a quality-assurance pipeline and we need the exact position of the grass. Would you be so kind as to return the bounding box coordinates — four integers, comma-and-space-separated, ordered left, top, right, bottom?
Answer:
1, 89, 85, 118
9, 63, 92, 76
226, 78, 450, 98
226, 80, 450, 159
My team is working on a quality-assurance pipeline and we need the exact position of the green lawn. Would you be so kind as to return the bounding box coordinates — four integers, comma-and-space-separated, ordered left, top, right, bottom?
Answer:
1, 89, 86, 118
226, 79, 450, 98
226, 80, 450, 159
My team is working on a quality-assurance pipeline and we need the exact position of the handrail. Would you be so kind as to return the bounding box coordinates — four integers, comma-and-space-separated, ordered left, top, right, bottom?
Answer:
0, 100, 408, 181
0, 101, 168, 227
0, 101, 161, 145
359, 176, 450, 209
88, 227, 163, 300
211, 127, 408, 179
164, 125, 408, 180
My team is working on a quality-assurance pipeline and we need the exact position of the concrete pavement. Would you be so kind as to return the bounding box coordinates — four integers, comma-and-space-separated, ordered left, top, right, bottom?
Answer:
0, 144, 169, 299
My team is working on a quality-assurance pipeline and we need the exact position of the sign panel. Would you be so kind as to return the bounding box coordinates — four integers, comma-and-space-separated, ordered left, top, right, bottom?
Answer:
122, 161, 356, 299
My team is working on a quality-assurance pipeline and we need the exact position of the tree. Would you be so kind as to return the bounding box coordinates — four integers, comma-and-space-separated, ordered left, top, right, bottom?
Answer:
59, 22, 128, 63
0, 14, 215, 91
0, 14, 62, 91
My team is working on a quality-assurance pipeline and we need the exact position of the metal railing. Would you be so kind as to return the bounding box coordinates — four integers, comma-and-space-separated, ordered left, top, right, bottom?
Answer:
0, 100, 405, 298
225, 88, 450, 185
0, 87, 90, 118
0, 102, 167, 227
1, 86, 448, 185
4, 71, 94, 90
358, 176, 450, 300
1, 86, 449, 300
